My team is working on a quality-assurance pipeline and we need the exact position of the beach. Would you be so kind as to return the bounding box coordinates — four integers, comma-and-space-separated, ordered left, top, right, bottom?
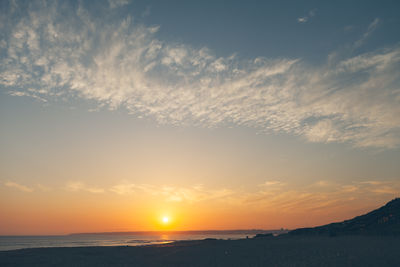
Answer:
1, 235, 400, 267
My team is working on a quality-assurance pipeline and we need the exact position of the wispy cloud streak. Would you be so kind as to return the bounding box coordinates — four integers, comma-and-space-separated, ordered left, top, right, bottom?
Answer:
4, 181, 34, 192
1, 2, 399, 148
110, 182, 233, 203
66, 181, 105, 193
354, 18, 380, 48
241, 179, 400, 212
297, 9, 316, 23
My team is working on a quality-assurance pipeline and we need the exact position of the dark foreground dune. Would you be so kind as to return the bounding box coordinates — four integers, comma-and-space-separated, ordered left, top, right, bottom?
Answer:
1, 235, 400, 267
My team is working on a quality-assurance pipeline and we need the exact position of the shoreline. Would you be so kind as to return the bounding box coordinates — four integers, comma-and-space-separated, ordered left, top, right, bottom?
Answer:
0, 230, 284, 252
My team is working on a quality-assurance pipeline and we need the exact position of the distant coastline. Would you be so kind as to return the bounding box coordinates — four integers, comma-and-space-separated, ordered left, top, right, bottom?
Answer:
68, 229, 288, 236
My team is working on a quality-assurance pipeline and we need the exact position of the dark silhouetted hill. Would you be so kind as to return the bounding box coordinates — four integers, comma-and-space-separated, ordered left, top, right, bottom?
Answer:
289, 198, 400, 236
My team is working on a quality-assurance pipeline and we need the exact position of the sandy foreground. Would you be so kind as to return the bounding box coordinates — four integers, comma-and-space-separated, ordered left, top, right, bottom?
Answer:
1, 235, 399, 267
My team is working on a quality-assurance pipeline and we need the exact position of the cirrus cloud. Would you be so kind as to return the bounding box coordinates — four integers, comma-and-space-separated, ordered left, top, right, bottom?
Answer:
1, 1, 400, 148
66, 181, 105, 194
4, 181, 34, 192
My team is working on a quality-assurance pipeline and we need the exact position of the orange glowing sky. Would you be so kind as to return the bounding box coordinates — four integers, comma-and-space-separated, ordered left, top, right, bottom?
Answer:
1, 0, 400, 235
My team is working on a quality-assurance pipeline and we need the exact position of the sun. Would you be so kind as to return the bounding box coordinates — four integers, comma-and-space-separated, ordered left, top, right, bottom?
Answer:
162, 216, 169, 224
156, 212, 175, 229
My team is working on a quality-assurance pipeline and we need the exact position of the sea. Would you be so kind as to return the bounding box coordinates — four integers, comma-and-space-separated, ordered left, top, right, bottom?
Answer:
0, 230, 286, 251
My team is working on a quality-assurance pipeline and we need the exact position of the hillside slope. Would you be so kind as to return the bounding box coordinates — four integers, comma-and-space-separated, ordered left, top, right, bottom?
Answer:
290, 198, 400, 236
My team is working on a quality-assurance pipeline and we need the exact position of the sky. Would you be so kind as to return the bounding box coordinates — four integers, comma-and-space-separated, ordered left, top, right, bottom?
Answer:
0, 0, 400, 235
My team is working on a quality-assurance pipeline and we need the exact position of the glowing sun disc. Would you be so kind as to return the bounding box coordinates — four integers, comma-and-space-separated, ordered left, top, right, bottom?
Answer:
162, 216, 169, 223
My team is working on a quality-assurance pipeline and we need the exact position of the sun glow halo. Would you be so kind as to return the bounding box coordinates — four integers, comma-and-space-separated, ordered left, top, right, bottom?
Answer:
162, 216, 169, 224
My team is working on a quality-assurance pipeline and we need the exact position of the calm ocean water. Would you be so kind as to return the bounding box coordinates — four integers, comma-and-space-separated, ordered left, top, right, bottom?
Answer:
0, 230, 284, 251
